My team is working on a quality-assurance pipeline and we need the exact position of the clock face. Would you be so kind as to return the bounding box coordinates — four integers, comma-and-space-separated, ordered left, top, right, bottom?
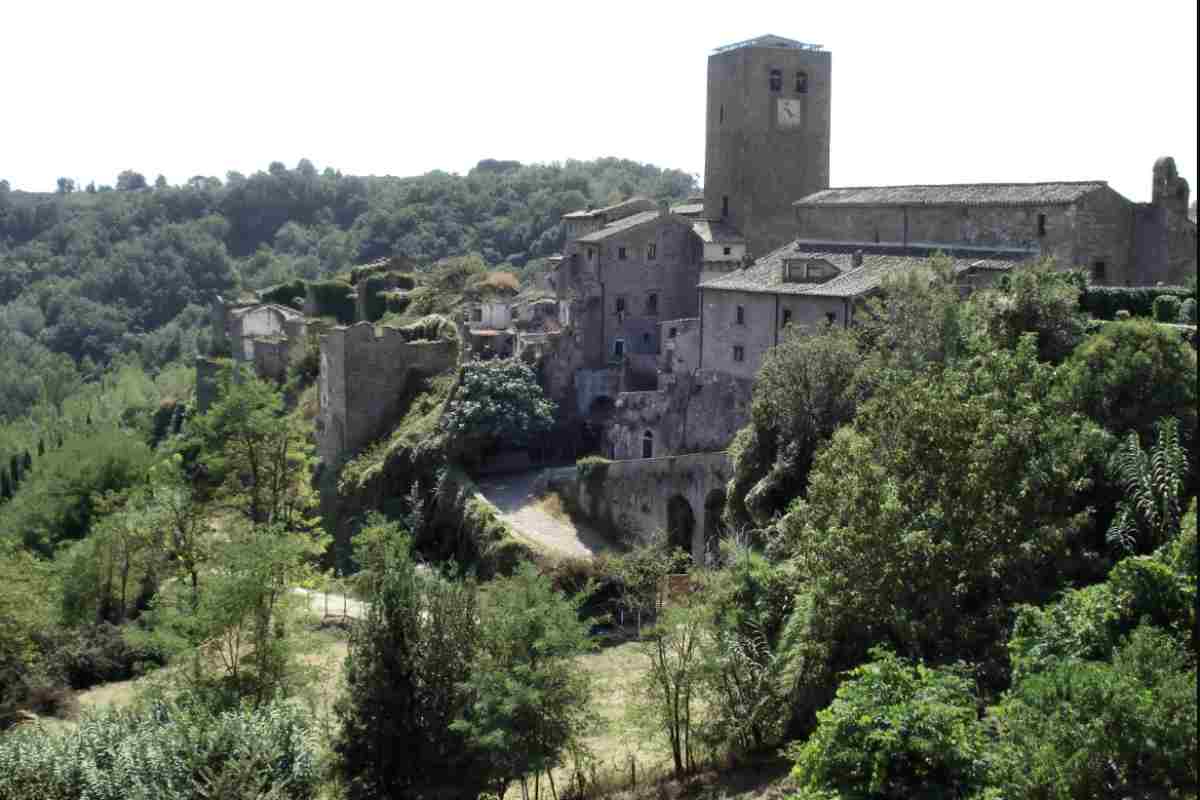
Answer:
777, 98, 804, 129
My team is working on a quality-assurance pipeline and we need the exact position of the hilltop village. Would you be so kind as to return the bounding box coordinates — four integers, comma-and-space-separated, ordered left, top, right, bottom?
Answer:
205, 33, 1197, 557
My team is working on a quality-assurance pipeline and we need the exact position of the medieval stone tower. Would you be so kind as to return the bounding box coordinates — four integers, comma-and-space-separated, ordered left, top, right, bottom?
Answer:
703, 35, 832, 257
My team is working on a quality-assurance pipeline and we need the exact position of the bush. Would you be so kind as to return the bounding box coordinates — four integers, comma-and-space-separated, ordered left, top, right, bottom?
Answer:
305, 279, 356, 324
789, 648, 989, 800
1078, 285, 1192, 320
40, 623, 165, 691
260, 279, 307, 309
442, 358, 555, 456
0, 698, 320, 800
1154, 293, 1183, 322
1178, 297, 1198, 324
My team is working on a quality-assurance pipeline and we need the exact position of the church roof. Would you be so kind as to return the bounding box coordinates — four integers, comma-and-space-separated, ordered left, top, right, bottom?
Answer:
698, 240, 1019, 298
795, 181, 1108, 208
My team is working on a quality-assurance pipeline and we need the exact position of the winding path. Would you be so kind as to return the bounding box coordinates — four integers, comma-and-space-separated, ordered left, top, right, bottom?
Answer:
476, 469, 618, 560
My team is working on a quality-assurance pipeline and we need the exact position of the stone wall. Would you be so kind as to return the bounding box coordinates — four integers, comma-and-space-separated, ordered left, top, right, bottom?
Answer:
1134, 204, 1198, 286
558, 451, 731, 562
316, 322, 458, 465
250, 337, 290, 383
606, 369, 752, 460
660, 317, 701, 376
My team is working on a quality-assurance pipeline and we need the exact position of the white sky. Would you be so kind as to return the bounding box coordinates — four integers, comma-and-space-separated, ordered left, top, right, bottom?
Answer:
2, 0, 1196, 203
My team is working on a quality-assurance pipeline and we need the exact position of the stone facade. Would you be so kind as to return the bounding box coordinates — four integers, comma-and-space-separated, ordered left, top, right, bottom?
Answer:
704, 35, 831, 257
315, 322, 457, 465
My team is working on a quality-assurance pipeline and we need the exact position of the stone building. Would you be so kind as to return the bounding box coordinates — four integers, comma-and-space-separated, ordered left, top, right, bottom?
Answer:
793, 172, 1196, 287
210, 298, 308, 382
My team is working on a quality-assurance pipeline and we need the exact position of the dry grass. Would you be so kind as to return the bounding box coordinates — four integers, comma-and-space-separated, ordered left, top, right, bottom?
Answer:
534, 491, 573, 524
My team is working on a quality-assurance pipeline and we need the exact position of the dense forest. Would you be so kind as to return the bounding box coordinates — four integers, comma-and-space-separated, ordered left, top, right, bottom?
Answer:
0, 159, 696, 420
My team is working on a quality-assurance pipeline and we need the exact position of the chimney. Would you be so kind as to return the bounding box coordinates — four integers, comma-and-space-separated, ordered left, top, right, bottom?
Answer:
852, 249, 864, 268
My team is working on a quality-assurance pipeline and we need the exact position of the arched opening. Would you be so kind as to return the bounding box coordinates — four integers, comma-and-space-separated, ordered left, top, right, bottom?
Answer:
703, 488, 726, 564
642, 430, 654, 459
666, 495, 695, 556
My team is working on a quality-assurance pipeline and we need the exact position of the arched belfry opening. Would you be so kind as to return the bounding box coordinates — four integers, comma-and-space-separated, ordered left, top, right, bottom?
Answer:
666, 495, 695, 555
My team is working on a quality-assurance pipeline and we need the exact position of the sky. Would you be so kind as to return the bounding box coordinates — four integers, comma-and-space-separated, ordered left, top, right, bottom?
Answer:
2, 0, 1196, 203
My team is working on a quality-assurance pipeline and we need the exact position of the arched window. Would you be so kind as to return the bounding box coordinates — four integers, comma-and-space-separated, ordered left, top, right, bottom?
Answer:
795, 71, 808, 93
642, 430, 654, 459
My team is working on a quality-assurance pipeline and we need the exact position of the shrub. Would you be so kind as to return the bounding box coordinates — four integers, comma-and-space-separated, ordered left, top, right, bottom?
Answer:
0, 698, 320, 800
575, 455, 610, 489
789, 648, 989, 800
305, 279, 356, 324
1178, 297, 1198, 324
1078, 285, 1192, 320
260, 279, 307, 309
41, 623, 165, 690
442, 358, 555, 455
1154, 293, 1183, 322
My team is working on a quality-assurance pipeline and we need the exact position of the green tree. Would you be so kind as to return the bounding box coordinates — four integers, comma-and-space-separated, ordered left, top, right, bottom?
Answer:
55, 177, 75, 195
442, 358, 555, 458
116, 170, 147, 191
966, 261, 1086, 363
334, 526, 485, 799
453, 563, 595, 798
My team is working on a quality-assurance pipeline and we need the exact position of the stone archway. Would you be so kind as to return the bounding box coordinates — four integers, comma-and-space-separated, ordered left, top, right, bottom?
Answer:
703, 488, 726, 564
666, 494, 695, 555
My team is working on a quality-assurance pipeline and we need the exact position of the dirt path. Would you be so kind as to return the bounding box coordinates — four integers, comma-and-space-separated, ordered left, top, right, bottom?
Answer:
477, 469, 617, 561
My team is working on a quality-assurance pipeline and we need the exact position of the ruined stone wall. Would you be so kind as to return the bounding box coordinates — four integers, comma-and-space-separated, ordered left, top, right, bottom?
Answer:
660, 318, 701, 377
562, 451, 731, 562
316, 323, 458, 465
251, 337, 290, 383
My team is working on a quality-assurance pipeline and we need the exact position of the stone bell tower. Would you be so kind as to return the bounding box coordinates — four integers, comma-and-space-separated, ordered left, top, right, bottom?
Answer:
703, 34, 832, 257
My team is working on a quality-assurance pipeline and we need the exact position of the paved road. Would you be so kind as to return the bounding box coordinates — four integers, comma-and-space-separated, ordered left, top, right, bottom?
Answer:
476, 469, 617, 561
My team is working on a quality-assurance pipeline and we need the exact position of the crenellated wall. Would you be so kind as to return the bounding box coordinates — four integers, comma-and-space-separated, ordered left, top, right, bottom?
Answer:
316, 322, 458, 464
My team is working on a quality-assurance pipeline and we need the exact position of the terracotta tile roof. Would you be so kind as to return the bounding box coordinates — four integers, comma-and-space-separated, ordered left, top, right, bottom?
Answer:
795, 181, 1108, 208
576, 210, 663, 243
699, 240, 1023, 298
691, 218, 745, 243
562, 196, 655, 220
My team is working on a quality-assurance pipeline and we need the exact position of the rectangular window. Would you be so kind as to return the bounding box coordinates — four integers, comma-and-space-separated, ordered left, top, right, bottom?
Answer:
722, 195, 729, 218
723, 246, 732, 256
647, 243, 656, 260
613, 338, 625, 357
781, 309, 792, 327
587, 248, 594, 261
733, 345, 745, 362
795, 71, 808, 93
769, 69, 782, 92
646, 293, 658, 314
1093, 261, 1107, 282
618, 246, 627, 260
615, 296, 626, 313
472, 308, 483, 322
736, 305, 745, 325
669, 327, 677, 338
825, 311, 837, 326
1037, 214, 1047, 237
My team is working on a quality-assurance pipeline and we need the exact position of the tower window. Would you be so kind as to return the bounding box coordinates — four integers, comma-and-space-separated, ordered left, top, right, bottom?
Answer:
618, 246, 627, 260
769, 69, 782, 92
647, 292, 658, 313
647, 243, 656, 260
733, 345, 745, 362
795, 71, 808, 93
1037, 214, 1047, 237
642, 430, 653, 459
736, 305, 745, 325
722, 195, 729, 218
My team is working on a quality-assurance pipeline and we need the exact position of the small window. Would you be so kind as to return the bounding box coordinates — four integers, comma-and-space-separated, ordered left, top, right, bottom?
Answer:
618, 246, 627, 260
795, 71, 808, 93
723, 246, 732, 256
1092, 261, 1107, 282
642, 430, 653, 459
825, 311, 837, 326
615, 297, 626, 314
669, 327, 677, 338
614, 338, 625, 357
472, 308, 482, 322
722, 195, 729, 218
647, 293, 658, 313
733, 345, 745, 362
647, 243, 657, 260
736, 305, 745, 325
719, 104, 724, 123
1037, 214, 1047, 237
781, 308, 792, 327
587, 248, 594, 261
642, 332, 651, 347
769, 69, 782, 92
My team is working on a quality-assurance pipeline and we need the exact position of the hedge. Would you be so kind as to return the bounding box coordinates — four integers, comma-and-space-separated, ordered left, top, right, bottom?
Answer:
259, 279, 307, 309
1079, 285, 1193, 321
306, 279, 356, 324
